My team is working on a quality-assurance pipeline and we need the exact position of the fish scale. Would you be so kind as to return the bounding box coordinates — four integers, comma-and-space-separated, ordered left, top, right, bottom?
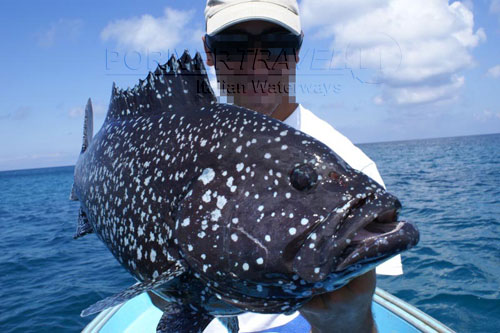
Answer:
72, 49, 419, 332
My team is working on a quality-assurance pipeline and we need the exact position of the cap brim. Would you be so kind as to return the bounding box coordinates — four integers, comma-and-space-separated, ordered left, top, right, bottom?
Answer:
206, 2, 301, 36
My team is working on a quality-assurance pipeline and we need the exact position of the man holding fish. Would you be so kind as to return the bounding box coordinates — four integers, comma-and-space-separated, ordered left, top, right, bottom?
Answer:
201, 0, 402, 332
73, 0, 418, 331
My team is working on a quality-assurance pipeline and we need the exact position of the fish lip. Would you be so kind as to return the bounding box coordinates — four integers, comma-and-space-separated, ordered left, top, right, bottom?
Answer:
314, 194, 412, 269
335, 217, 420, 271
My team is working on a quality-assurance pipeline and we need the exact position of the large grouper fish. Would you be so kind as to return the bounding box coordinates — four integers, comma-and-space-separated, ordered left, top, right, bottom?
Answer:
71, 50, 419, 332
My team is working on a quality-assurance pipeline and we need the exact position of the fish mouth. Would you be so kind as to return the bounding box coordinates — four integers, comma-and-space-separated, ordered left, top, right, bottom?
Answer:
334, 206, 419, 271
292, 193, 419, 282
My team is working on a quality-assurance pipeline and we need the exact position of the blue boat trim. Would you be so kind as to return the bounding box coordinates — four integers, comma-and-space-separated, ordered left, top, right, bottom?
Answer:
373, 288, 455, 333
82, 288, 455, 333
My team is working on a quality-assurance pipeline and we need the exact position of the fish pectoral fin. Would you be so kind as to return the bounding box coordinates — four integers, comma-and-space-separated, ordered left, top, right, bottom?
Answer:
73, 208, 93, 239
156, 303, 213, 333
80, 261, 186, 317
218, 317, 240, 333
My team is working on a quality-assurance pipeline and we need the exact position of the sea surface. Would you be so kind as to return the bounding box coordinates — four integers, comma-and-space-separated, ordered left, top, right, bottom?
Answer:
0, 133, 499, 332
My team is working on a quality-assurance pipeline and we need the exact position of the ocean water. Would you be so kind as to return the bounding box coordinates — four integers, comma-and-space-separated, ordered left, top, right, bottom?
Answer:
0, 133, 498, 332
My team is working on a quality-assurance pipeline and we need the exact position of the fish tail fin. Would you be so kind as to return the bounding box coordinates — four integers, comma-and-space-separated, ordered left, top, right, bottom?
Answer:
81, 98, 94, 153
69, 98, 93, 201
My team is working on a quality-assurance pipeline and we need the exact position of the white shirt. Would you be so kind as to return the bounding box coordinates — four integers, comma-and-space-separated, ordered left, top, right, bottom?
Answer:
204, 104, 402, 332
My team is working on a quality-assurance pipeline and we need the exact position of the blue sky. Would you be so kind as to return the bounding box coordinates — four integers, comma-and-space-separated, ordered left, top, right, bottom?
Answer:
0, 0, 499, 171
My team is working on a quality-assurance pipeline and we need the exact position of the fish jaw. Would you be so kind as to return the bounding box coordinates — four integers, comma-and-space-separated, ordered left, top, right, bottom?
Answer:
291, 192, 420, 283
335, 220, 419, 271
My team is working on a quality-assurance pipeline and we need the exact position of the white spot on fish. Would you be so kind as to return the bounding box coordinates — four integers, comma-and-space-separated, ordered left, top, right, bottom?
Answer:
200, 168, 215, 185
137, 248, 142, 260
216, 196, 227, 209
181, 218, 190, 227
211, 209, 221, 221
202, 190, 212, 203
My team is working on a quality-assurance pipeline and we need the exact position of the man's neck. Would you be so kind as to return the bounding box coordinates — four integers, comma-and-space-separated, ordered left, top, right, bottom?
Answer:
269, 102, 299, 121
231, 97, 299, 121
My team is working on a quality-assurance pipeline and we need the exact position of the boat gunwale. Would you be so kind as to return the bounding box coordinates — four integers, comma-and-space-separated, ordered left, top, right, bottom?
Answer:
82, 288, 456, 332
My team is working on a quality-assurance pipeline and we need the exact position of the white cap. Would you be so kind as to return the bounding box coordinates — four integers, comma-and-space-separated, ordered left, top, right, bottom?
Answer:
205, 0, 301, 36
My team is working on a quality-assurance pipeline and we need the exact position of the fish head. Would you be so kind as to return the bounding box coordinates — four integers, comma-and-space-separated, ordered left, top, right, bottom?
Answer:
174, 105, 419, 310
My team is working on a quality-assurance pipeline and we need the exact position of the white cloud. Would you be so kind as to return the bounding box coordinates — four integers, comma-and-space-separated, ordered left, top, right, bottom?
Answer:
300, 0, 485, 106
461, 0, 474, 11
37, 19, 83, 47
474, 109, 500, 121
101, 8, 200, 52
487, 65, 500, 78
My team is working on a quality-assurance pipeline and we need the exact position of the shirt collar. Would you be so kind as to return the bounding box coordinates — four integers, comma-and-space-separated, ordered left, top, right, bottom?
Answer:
282, 103, 301, 129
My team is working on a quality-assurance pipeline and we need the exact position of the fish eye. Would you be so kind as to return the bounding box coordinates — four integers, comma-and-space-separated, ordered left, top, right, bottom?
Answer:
289, 164, 318, 191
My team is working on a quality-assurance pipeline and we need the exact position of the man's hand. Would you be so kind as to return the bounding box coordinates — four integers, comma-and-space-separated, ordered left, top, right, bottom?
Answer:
299, 270, 378, 333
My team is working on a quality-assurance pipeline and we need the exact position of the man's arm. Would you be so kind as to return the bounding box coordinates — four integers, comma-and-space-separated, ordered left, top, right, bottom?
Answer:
299, 270, 378, 333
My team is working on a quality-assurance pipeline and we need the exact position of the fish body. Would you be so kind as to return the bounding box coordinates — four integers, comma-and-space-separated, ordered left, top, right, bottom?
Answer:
72, 50, 419, 332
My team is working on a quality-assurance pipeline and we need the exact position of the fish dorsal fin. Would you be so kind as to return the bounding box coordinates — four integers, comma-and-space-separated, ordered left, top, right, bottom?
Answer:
82, 98, 93, 153
105, 50, 216, 122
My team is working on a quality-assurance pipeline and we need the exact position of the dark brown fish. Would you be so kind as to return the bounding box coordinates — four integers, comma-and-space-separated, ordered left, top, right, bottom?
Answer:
71, 50, 419, 333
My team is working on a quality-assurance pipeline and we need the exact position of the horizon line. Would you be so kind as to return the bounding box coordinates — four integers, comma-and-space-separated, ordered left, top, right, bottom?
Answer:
0, 131, 498, 173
